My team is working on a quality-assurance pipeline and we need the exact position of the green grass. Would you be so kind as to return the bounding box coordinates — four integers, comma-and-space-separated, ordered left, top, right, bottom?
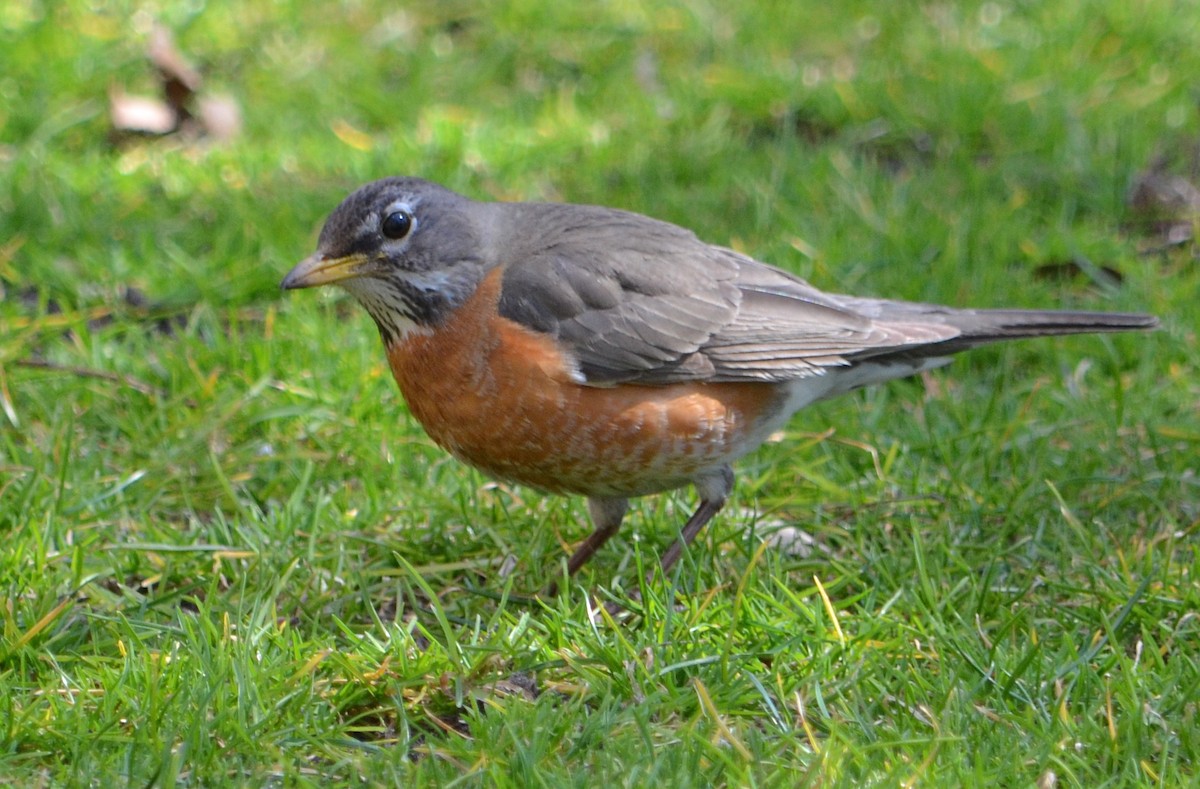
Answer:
2, 0, 1198, 785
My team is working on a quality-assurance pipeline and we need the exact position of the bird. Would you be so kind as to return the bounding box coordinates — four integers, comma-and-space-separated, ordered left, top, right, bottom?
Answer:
282, 176, 1157, 591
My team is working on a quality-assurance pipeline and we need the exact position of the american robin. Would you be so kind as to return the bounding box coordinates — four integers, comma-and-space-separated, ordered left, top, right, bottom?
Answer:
282, 177, 1156, 588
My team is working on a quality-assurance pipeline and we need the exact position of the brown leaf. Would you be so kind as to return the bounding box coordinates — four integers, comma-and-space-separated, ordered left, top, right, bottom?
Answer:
109, 89, 177, 134
197, 94, 242, 141
148, 24, 201, 118
1126, 155, 1200, 247
1032, 259, 1125, 286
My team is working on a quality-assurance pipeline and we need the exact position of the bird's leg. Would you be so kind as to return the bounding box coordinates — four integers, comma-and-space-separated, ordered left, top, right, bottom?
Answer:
656, 499, 725, 576
657, 466, 734, 577
598, 468, 735, 617
545, 496, 629, 597
548, 466, 733, 608
571, 497, 630, 574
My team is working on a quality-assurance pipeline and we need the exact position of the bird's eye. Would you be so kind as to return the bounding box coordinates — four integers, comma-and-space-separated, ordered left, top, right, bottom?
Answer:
381, 210, 413, 240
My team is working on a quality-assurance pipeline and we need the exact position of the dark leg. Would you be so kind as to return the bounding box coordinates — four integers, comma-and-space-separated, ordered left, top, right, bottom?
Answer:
569, 497, 630, 575
656, 465, 734, 577
657, 498, 725, 576
600, 467, 735, 615
545, 496, 628, 596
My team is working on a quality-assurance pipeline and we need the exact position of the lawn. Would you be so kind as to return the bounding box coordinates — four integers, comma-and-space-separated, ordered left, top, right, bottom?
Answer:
2, 0, 1198, 785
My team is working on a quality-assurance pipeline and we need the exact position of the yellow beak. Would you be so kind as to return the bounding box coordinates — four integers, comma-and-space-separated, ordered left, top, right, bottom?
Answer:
281, 252, 371, 289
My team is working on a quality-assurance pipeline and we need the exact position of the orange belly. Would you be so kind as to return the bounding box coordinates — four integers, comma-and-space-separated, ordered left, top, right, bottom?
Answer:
385, 268, 785, 497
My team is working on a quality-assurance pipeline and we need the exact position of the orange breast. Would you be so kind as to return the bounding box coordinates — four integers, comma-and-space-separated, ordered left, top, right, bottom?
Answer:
385, 267, 786, 497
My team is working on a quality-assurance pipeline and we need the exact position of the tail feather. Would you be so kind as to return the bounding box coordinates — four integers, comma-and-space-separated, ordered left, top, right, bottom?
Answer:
835, 297, 1159, 360
840, 290, 1156, 342
942, 308, 1159, 344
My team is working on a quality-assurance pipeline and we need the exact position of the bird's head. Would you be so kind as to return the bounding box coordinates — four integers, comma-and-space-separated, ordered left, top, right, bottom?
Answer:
282, 177, 491, 344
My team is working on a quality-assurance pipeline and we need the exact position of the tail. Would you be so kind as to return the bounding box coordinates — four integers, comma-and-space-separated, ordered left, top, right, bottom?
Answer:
837, 295, 1159, 357
935, 308, 1158, 351
781, 300, 1156, 400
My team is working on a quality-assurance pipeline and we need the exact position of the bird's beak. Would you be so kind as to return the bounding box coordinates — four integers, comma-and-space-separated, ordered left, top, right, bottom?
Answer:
281, 252, 370, 290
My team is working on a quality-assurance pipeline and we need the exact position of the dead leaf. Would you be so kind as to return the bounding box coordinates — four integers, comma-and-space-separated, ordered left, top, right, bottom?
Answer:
148, 24, 201, 118
1032, 258, 1125, 286
109, 22, 242, 144
1127, 153, 1200, 248
109, 89, 177, 134
197, 94, 242, 141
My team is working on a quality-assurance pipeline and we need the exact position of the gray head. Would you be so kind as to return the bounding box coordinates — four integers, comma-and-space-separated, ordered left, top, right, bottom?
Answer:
282, 177, 491, 345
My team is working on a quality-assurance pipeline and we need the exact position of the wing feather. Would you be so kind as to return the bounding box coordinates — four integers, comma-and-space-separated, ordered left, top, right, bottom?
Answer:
494, 203, 962, 385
